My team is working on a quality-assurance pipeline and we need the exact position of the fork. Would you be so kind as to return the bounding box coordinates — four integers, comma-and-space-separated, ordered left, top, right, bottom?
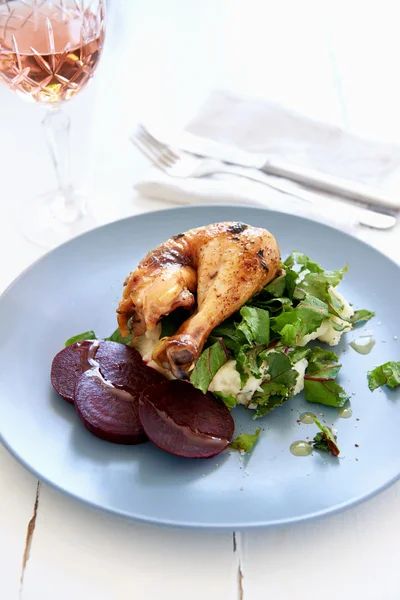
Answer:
131, 124, 397, 230
132, 125, 321, 194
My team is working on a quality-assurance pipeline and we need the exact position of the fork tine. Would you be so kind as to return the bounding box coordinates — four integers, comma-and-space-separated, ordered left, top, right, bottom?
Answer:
131, 135, 170, 172
135, 127, 176, 165
134, 128, 176, 167
137, 124, 180, 162
134, 127, 176, 168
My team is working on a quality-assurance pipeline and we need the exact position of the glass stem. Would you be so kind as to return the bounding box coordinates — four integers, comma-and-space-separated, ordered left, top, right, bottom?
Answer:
42, 107, 82, 221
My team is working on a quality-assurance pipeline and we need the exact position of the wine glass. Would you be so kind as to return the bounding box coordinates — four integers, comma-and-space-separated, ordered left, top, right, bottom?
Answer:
0, 0, 106, 247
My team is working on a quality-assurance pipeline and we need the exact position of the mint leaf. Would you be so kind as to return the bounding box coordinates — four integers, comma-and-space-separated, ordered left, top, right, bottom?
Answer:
190, 340, 228, 394
213, 391, 238, 410
230, 429, 261, 453
237, 306, 270, 346
367, 361, 400, 391
65, 330, 97, 347
312, 418, 340, 456
351, 309, 375, 325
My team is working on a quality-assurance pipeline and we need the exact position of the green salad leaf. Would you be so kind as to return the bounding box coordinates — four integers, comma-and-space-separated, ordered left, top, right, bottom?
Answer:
210, 320, 242, 352
284, 267, 298, 299
263, 274, 286, 297
237, 306, 270, 346
249, 295, 292, 315
283, 251, 348, 319
253, 395, 288, 419
294, 268, 347, 301
249, 267, 295, 308
367, 361, 400, 391
63, 249, 362, 429
305, 380, 349, 408
312, 418, 340, 456
104, 328, 133, 344
190, 340, 228, 394
65, 330, 97, 347
288, 346, 311, 364
350, 309, 375, 325
66, 328, 135, 347
271, 294, 328, 346
213, 391, 238, 410
252, 352, 299, 417
159, 307, 189, 338
284, 251, 324, 273
259, 351, 299, 395
304, 346, 349, 407
230, 429, 261, 453
211, 307, 270, 383
308, 346, 339, 364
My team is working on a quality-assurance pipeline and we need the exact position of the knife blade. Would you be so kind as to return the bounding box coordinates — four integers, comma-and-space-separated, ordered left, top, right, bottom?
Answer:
161, 129, 400, 214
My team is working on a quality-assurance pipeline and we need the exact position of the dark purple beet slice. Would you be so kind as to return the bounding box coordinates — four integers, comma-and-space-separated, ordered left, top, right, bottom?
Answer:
139, 380, 235, 458
51, 340, 96, 403
95, 341, 166, 392
74, 370, 147, 444
51, 340, 165, 403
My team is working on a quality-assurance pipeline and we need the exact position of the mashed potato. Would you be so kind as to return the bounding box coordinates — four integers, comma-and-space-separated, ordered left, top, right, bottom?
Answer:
208, 355, 309, 406
135, 324, 174, 378
208, 360, 265, 405
292, 358, 309, 395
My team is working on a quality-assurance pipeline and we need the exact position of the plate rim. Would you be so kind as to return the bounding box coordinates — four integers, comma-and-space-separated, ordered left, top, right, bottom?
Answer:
1, 204, 400, 529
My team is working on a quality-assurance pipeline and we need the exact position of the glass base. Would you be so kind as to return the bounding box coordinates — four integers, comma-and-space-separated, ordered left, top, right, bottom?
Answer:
21, 189, 96, 248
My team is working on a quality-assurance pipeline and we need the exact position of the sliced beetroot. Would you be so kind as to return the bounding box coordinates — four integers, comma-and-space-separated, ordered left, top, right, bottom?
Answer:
95, 341, 166, 391
74, 370, 147, 444
51, 340, 97, 403
51, 339, 165, 403
139, 380, 235, 458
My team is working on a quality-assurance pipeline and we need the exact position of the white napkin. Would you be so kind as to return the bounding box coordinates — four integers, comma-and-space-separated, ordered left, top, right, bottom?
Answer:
135, 90, 400, 230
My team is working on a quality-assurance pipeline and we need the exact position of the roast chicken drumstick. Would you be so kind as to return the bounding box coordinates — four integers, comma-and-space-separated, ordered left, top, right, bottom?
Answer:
117, 222, 281, 378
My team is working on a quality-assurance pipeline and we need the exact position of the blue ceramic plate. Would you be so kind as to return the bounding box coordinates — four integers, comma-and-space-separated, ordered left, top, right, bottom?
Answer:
1, 206, 399, 529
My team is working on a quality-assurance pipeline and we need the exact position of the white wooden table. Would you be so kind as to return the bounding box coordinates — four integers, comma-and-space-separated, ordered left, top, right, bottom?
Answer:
1, 1, 399, 598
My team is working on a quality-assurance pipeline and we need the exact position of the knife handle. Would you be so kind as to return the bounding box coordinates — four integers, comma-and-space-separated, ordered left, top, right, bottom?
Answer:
261, 160, 400, 213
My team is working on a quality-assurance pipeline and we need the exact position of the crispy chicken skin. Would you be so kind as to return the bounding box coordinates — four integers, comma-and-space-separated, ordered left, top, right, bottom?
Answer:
117, 222, 281, 378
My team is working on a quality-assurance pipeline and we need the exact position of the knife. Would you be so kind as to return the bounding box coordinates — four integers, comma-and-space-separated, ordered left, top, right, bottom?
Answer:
161, 129, 400, 214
